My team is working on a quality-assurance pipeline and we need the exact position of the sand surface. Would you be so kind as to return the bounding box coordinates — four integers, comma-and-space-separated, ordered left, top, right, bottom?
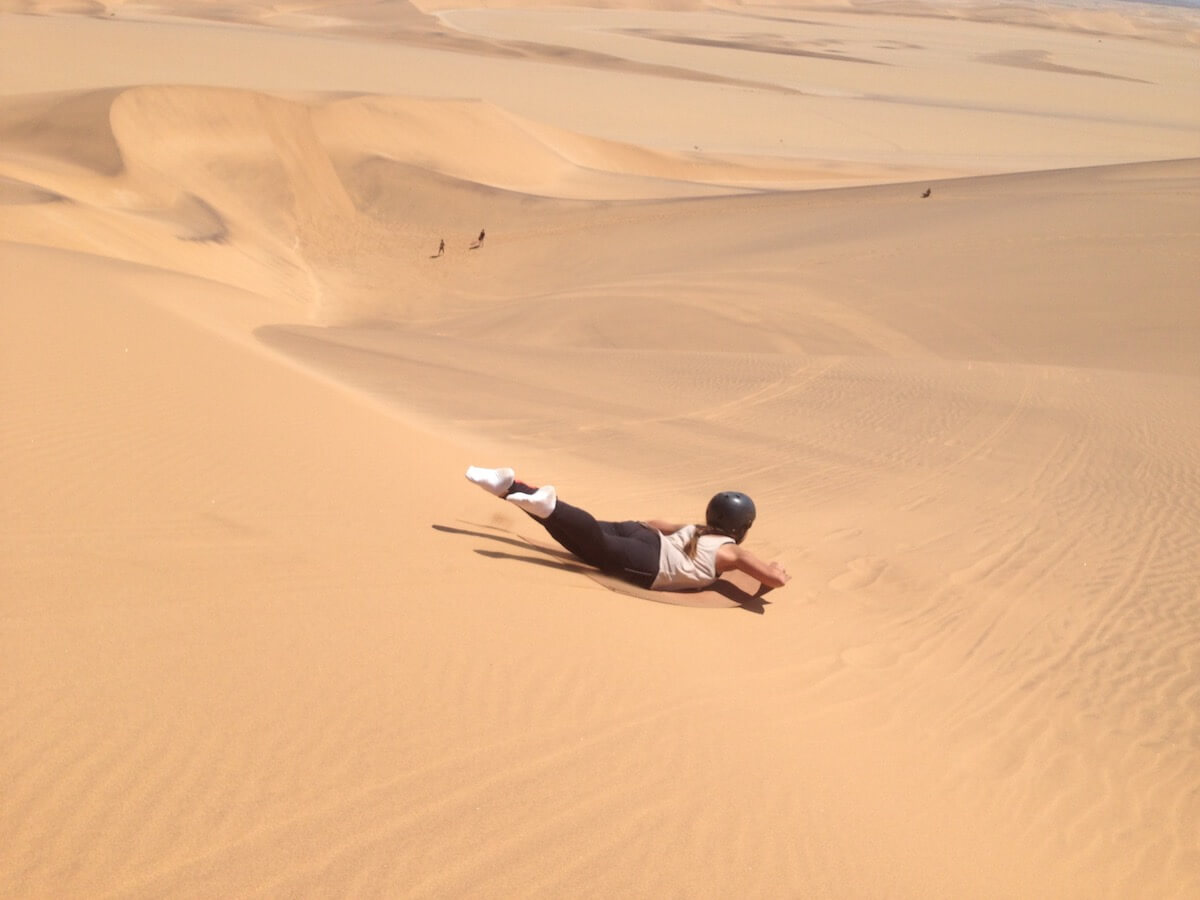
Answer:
3, 1, 1199, 897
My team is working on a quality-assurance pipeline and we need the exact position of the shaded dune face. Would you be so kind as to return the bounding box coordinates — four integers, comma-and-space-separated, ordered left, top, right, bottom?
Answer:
1, 84, 911, 320
0, 88, 127, 174
8, 83, 1196, 369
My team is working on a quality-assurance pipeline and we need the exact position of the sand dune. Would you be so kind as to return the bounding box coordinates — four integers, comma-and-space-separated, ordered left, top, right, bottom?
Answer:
3, 1, 1200, 897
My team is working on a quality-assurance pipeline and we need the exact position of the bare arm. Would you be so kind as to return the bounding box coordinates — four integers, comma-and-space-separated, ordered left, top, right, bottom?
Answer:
718, 544, 791, 589
643, 519, 686, 535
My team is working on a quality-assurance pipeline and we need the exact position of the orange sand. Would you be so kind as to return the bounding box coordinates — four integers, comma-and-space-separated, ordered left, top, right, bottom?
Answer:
2, 1, 1199, 897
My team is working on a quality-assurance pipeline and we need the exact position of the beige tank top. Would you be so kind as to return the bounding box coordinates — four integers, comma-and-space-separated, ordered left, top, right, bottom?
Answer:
652, 525, 734, 591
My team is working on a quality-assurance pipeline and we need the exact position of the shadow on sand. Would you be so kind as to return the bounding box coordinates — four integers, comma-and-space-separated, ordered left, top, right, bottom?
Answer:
433, 522, 771, 614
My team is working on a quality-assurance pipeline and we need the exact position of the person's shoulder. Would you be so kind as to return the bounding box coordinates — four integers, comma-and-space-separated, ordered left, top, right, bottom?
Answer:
713, 538, 741, 572
667, 523, 697, 543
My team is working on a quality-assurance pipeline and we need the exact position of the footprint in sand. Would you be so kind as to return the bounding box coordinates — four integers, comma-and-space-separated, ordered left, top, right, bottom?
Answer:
829, 556, 887, 591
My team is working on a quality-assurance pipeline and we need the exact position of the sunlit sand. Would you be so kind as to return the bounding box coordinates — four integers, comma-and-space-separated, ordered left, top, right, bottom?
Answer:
2, 1, 1199, 896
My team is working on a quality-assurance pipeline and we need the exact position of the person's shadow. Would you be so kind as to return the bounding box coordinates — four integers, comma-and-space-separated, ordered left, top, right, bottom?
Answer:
433, 523, 771, 614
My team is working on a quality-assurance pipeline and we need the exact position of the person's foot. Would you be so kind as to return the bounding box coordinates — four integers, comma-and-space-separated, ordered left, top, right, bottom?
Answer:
506, 485, 557, 519
465, 466, 515, 497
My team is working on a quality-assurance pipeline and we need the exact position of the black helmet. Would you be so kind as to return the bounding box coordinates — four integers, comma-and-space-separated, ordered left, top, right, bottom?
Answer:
706, 491, 756, 544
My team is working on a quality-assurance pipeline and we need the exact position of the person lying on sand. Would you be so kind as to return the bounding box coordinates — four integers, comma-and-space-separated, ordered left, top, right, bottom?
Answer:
466, 466, 791, 591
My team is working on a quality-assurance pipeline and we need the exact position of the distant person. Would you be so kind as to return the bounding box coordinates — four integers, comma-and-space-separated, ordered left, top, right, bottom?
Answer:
437, 238, 445, 257
465, 466, 790, 592
478, 228, 486, 244
922, 188, 932, 198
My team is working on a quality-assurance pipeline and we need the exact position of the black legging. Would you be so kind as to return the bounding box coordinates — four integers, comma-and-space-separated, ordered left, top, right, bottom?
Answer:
508, 481, 661, 588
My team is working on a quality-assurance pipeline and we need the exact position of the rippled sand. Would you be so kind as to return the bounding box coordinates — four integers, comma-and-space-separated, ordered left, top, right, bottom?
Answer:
2, 2, 1199, 897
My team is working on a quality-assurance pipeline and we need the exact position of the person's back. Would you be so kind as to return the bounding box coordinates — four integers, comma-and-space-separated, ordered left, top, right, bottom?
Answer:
653, 525, 733, 590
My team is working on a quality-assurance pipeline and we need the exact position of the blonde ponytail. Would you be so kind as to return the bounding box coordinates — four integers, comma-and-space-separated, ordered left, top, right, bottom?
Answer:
684, 525, 725, 559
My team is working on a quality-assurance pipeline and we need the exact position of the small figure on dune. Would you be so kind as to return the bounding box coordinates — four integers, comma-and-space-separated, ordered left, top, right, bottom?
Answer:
470, 228, 486, 250
436, 238, 445, 257
922, 188, 932, 198
466, 466, 791, 592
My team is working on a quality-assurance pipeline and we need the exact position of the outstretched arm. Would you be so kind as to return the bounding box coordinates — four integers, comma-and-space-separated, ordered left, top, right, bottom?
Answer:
719, 544, 791, 589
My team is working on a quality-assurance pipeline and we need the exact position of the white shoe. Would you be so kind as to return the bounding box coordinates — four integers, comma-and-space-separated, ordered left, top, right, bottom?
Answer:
465, 466, 515, 497
506, 485, 557, 519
